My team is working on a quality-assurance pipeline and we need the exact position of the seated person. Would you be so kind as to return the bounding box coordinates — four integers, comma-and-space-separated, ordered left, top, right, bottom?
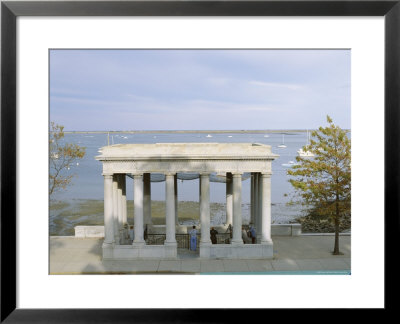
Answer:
241, 227, 252, 244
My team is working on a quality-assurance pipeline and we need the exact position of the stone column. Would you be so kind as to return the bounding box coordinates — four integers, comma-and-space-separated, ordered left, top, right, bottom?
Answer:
117, 174, 123, 228
143, 173, 152, 225
231, 173, 243, 245
103, 174, 114, 245
257, 173, 262, 243
165, 173, 177, 244
200, 173, 211, 244
122, 175, 127, 225
261, 173, 272, 243
199, 175, 202, 201
112, 175, 120, 244
226, 172, 233, 225
174, 174, 178, 224
250, 173, 255, 225
133, 173, 145, 245
254, 173, 259, 228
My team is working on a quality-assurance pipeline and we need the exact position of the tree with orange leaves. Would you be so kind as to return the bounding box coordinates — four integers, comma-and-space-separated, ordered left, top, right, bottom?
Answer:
287, 116, 351, 255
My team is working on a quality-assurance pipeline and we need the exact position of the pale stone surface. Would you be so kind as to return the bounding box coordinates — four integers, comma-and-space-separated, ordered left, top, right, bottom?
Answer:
231, 173, 243, 244
200, 174, 211, 244
97, 143, 278, 174
96, 143, 278, 260
165, 174, 176, 244
180, 260, 201, 272
204, 243, 274, 259
74, 226, 104, 238
200, 260, 224, 273
50, 236, 351, 274
261, 173, 272, 243
133, 174, 145, 244
246, 260, 274, 272
291, 224, 302, 236
103, 175, 114, 245
158, 260, 181, 272
97, 143, 278, 160
222, 260, 250, 272
319, 258, 351, 270
295, 259, 325, 271
271, 259, 301, 271
110, 244, 178, 260
112, 176, 120, 244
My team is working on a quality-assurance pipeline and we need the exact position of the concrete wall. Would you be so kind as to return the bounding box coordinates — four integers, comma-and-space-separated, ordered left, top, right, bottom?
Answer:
75, 226, 104, 238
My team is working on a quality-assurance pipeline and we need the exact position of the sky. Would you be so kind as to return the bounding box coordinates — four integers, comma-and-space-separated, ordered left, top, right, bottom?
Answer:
50, 49, 351, 131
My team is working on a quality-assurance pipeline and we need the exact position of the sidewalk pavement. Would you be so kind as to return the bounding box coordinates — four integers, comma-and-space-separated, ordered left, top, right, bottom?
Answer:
49, 235, 351, 275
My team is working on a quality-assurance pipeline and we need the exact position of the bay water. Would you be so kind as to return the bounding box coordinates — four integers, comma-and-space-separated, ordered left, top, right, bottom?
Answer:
50, 131, 309, 235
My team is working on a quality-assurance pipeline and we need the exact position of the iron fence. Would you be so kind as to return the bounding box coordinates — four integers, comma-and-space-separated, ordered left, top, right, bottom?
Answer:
145, 233, 231, 248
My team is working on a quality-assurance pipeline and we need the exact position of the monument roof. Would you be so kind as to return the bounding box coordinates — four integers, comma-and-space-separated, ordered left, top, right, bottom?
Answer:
96, 143, 279, 160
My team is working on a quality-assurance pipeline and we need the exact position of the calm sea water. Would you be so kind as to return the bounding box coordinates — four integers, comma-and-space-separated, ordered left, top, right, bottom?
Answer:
50, 131, 314, 234
52, 131, 308, 202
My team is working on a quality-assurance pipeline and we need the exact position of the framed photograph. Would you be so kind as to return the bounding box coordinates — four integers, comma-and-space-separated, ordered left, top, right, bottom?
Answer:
1, 0, 397, 321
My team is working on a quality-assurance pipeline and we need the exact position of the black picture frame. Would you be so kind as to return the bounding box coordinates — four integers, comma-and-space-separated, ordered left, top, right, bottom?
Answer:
1, 0, 398, 321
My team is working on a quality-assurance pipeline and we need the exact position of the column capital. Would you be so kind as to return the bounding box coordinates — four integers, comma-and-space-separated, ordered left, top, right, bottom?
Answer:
102, 173, 114, 177
232, 172, 243, 177
200, 172, 211, 177
260, 172, 272, 177
165, 172, 176, 177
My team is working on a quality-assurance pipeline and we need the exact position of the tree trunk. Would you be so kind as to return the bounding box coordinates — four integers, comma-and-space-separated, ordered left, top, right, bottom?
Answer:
333, 199, 340, 255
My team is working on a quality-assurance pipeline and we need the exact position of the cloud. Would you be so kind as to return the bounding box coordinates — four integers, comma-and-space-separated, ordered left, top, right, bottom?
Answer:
249, 80, 304, 91
50, 49, 351, 130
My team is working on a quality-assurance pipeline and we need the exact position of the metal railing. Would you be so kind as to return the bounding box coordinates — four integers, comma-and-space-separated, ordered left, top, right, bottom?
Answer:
146, 233, 231, 248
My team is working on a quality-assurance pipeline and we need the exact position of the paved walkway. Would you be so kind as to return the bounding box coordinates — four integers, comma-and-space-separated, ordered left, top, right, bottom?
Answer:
49, 235, 351, 274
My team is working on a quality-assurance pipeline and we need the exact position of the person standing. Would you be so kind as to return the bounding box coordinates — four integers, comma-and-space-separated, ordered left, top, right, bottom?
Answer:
189, 225, 197, 251
129, 225, 134, 242
226, 224, 233, 239
249, 225, 256, 244
210, 227, 218, 244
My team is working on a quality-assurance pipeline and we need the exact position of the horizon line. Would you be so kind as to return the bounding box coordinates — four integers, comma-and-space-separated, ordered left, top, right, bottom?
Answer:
63, 129, 351, 134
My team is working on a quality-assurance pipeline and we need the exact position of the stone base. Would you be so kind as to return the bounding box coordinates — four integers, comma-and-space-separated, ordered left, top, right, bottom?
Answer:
102, 242, 114, 260
103, 243, 178, 260
199, 242, 212, 258
201, 242, 274, 259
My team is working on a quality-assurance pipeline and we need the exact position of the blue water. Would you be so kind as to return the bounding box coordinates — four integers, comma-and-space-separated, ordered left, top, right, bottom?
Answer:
50, 131, 319, 228
52, 131, 306, 203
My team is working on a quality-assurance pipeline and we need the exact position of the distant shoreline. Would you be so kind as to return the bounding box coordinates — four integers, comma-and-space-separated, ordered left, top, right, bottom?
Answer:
65, 129, 314, 134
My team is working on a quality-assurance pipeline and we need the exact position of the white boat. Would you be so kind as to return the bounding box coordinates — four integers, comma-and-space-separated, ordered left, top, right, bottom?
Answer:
206, 134, 212, 138
228, 135, 233, 138
297, 130, 315, 157
282, 161, 299, 167
264, 134, 269, 137
297, 148, 315, 157
277, 134, 287, 148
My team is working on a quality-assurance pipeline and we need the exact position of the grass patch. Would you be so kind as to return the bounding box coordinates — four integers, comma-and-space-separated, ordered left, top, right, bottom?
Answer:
49, 200, 70, 211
